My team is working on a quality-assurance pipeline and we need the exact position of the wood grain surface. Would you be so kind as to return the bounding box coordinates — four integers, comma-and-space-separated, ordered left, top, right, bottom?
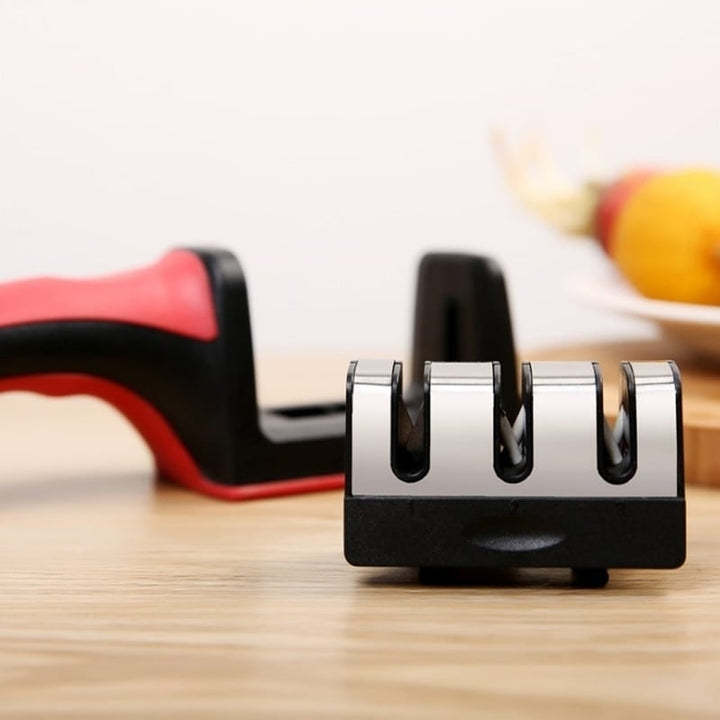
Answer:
0, 349, 719, 719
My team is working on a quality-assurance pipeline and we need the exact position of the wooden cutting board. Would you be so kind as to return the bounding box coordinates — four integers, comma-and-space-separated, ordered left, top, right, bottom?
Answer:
532, 339, 720, 488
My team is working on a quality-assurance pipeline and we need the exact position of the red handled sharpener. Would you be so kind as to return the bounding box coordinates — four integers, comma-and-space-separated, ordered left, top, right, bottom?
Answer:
0, 249, 515, 500
0, 248, 345, 500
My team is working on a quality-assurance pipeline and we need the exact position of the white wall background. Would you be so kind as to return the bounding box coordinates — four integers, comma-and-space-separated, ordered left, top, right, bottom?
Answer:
2, 0, 719, 359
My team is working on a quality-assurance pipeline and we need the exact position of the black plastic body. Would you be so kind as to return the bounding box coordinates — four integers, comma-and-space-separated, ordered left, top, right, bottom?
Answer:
344, 497, 686, 570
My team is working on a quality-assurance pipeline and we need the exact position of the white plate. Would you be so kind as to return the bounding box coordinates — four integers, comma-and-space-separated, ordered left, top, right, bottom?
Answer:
573, 275, 720, 361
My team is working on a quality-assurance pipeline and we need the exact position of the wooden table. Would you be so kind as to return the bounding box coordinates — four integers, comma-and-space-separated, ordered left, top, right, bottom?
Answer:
1, 353, 720, 719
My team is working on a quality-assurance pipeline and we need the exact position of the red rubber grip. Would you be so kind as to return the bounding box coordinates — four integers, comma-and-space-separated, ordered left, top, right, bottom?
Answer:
0, 250, 218, 340
0, 374, 344, 500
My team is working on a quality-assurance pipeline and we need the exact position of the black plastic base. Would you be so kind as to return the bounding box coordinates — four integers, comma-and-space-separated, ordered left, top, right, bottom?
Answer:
416, 565, 611, 588
344, 496, 686, 570
571, 568, 610, 588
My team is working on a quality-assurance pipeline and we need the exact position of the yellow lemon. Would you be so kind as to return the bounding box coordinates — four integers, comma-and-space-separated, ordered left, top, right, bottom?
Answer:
611, 170, 720, 305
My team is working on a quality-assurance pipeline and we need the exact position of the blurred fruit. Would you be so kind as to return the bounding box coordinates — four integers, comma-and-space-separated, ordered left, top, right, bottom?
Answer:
601, 170, 720, 305
494, 133, 720, 306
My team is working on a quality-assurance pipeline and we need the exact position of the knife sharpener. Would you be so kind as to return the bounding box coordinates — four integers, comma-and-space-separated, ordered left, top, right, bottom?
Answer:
0, 248, 346, 500
344, 359, 686, 586
0, 249, 513, 500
